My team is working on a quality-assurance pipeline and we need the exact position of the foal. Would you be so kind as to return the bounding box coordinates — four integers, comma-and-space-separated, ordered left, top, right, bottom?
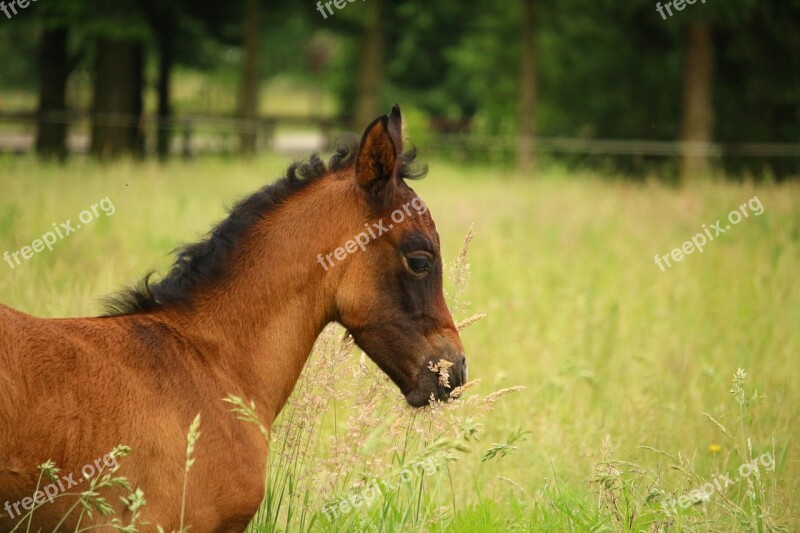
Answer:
0, 105, 467, 531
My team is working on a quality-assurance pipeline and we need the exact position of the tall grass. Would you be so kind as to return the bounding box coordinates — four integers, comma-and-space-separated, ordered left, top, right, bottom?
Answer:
1, 155, 797, 531
242, 230, 523, 532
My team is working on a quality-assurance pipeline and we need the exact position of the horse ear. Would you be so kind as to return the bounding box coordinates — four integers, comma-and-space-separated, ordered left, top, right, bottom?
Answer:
356, 104, 404, 193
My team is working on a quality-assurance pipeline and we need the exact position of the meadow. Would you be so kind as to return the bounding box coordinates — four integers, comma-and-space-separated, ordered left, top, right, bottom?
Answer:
0, 154, 797, 531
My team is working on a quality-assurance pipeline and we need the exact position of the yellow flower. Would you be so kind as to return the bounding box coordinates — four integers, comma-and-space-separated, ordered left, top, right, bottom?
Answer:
708, 444, 721, 454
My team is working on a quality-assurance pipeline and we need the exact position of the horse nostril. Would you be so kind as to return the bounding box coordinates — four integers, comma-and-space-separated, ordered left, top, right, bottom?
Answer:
457, 354, 468, 384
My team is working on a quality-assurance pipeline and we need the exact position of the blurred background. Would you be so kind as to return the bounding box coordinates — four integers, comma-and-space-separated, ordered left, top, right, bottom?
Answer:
0, 0, 798, 180
1, 1, 799, 530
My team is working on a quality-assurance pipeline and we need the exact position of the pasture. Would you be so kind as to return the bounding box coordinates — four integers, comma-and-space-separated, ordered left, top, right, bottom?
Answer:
0, 155, 797, 531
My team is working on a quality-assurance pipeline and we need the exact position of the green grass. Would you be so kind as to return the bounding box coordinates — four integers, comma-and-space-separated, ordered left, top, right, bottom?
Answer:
0, 155, 797, 531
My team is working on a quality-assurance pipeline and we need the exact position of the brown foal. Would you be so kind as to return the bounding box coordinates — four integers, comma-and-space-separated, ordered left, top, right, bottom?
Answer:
0, 105, 467, 532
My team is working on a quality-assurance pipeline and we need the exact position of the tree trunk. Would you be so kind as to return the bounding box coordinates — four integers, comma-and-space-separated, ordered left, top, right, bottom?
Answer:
680, 22, 714, 182
36, 26, 70, 160
155, 10, 175, 160
517, 0, 537, 174
353, 0, 383, 129
90, 37, 145, 159
240, 0, 261, 156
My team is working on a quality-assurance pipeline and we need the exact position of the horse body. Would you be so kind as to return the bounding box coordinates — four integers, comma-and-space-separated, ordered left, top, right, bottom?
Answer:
0, 105, 468, 531
0, 305, 273, 531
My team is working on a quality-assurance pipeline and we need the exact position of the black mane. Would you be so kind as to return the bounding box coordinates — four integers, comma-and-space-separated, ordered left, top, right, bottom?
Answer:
102, 140, 425, 316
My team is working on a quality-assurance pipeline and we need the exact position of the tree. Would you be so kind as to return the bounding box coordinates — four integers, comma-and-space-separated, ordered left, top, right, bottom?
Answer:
29, 2, 87, 160
679, 22, 714, 182
517, 0, 537, 174
240, 0, 262, 156
90, 36, 145, 159
713, 0, 800, 178
141, 0, 178, 160
73, 0, 149, 160
35, 26, 70, 160
352, 0, 384, 130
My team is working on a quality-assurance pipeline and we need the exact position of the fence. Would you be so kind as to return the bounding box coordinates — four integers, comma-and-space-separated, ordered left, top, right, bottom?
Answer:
0, 111, 339, 156
1, 111, 798, 165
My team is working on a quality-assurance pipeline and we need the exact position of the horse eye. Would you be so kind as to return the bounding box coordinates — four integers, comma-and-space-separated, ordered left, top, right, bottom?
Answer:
406, 254, 432, 275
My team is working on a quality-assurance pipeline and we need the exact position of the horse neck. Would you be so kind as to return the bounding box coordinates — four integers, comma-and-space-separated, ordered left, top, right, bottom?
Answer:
155, 179, 353, 425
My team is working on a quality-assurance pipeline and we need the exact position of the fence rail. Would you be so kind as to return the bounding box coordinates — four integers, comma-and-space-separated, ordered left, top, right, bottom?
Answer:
0, 111, 339, 156
431, 133, 800, 158
1, 111, 798, 159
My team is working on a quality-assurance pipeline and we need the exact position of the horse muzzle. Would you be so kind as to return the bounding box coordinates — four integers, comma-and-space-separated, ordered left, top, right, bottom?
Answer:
404, 353, 468, 408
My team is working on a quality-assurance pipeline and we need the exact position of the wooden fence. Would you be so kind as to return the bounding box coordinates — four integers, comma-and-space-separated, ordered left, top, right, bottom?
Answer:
0, 111, 340, 156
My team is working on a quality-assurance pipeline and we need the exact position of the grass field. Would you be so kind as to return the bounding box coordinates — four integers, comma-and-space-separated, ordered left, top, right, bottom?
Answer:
0, 155, 797, 531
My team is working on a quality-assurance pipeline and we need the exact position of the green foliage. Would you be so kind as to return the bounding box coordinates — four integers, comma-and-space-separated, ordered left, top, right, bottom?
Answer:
1, 0, 798, 175
481, 428, 530, 463
0, 25, 38, 89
